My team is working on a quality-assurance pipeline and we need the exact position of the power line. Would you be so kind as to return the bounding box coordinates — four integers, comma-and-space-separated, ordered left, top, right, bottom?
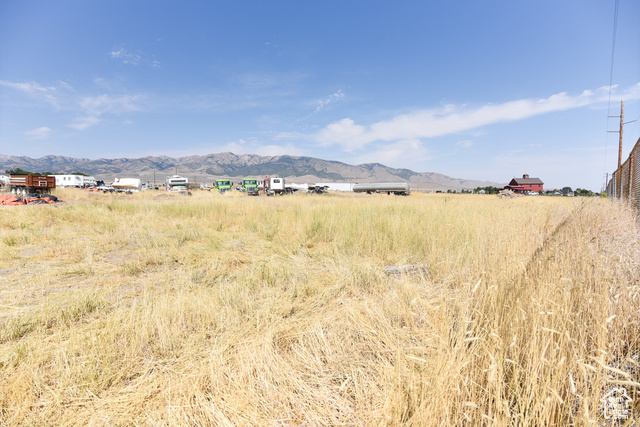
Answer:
603, 0, 620, 189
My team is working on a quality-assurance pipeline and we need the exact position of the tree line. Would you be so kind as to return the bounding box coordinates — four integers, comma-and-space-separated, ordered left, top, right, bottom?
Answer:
471, 186, 598, 196
5, 169, 90, 176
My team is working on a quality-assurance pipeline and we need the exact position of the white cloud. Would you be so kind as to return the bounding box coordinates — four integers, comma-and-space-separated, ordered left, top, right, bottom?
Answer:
314, 83, 640, 151
25, 126, 53, 139
315, 118, 369, 152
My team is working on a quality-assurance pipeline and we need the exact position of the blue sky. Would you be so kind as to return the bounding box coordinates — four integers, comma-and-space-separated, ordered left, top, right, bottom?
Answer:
1, 1, 638, 191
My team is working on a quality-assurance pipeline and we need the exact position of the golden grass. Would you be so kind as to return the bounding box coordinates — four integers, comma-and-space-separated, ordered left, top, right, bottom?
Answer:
0, 189, 638, 425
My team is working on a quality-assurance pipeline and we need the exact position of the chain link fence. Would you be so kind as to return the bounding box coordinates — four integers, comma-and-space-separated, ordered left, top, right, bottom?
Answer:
607, 137, 640, 211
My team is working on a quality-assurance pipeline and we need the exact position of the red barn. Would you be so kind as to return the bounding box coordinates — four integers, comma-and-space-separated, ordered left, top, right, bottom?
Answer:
505, 174, 543, 194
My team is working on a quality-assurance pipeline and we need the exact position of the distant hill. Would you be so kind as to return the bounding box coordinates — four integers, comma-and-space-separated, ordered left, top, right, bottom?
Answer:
0, 153, 503, 191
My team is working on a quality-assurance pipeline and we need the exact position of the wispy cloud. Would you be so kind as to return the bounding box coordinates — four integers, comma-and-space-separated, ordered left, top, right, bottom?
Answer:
0, 80, 55, 93
3, 78, 146, 131
78, 94, 142, 116
0, 80, 61, 108
314, 89, 344, 113
70, 94, 143, 130
25, 126, 53, 139
69, 116, 102, 131
110, 46, 160, 67
110, 47, 142, 65
314, 83, 640, 151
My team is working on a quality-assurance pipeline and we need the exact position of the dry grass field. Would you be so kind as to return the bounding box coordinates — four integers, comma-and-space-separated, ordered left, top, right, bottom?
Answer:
0, 189, 638, 426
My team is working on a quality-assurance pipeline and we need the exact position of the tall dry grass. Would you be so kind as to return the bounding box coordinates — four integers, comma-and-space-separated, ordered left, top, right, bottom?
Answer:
0, 189, 638, 425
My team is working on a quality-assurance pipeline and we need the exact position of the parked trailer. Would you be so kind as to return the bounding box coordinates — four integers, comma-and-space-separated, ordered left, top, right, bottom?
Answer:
108, 178, 142, 193
352, 182, 410, 195
53, 174, 97, 188
9, 175, 56, 194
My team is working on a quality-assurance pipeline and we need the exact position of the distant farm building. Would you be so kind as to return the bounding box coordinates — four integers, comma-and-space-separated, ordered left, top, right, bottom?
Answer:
505, 174, 543, 194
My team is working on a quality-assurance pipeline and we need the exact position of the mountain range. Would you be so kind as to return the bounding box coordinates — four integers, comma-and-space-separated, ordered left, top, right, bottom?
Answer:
0, 153, 503, 191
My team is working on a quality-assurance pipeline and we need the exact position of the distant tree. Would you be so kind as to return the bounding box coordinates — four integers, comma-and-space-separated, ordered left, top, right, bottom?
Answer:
562, 186, 573, 194
5, 168, 34, 175
574, 188, 594, 197
474, 186, 500, 194
5, 168, 53, 175
71, 171, 89, 176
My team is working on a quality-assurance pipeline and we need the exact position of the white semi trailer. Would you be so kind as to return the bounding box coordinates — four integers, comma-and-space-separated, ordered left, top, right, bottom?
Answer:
352, 182, 410, 195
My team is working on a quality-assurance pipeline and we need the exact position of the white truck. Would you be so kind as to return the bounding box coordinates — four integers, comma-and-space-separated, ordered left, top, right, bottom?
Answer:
263, 177, 293, 196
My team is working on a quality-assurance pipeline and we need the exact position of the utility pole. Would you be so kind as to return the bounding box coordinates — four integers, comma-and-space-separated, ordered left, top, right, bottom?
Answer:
609, 101, 625, 167
609, 100, 637, 166
618, 100, 624, 168
607, 100, 638, 198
